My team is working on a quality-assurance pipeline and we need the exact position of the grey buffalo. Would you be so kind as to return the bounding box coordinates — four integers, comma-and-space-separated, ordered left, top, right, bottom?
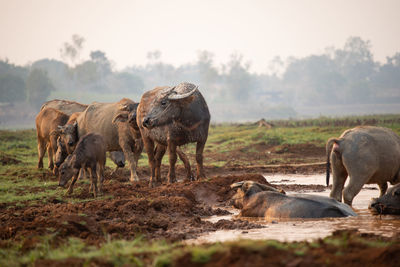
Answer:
369, 183, 400, 215
137, 82, 210, 187
58, 98, 143, 182
326, 126, 400, 206
231, 181, 356, 219
45, 100, 126, 172
59, 133, 106, 197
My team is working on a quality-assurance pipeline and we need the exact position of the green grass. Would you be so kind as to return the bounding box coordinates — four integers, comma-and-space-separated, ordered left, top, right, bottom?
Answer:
0, 231, 395, 266
1, 115, 400, 265
2, 114, 400, 206
0, 235, 179, 267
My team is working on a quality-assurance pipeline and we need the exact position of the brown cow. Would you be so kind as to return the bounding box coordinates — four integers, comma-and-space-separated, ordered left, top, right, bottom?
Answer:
58, 133, 106, 197
35, 107, 69, 173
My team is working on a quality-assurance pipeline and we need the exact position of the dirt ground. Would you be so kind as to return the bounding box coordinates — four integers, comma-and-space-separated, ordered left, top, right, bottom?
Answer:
1, 143, 400, 266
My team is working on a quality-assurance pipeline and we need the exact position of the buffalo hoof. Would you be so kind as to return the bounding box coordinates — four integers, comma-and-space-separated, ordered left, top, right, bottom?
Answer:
149, 179, 162, 188
129, 174, 140, 183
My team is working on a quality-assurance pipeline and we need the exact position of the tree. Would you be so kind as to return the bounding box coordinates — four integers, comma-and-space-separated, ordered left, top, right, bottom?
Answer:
26, 69, 55, 109
60, 34, 85, 66
223, 52, 254, 102
0, 74, 26, 103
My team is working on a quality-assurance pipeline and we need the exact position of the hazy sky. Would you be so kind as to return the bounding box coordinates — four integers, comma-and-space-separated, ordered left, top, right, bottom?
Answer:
1, 0, 399, 73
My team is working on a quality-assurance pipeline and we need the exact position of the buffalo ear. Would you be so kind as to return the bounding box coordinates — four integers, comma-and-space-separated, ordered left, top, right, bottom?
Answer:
112, 112, 129, 124
50, 129, 61, 136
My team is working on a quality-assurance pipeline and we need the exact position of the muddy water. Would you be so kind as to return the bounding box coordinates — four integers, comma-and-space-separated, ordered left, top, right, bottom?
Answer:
189, 174, 400, 244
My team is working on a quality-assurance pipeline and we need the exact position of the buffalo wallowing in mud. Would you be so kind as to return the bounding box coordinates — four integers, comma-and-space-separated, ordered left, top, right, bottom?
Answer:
369, 183, 400, 215
231, 181, 357, 219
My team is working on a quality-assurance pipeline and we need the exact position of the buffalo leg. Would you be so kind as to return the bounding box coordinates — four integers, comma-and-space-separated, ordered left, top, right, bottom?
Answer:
120, 141, 139, 182
97, 162, 105, 194
177, 147, 193, 181
378, 182, 388, 197
89, 164, 98, 198
195, 141, 206, 180
50, 136, 58, 175
37, 139, 46, 169
155, 145, 166, 182
343, 174, 371, 206
329, 152, 347, 202
143, 137, 157, 187
47, 144, 54, 170
167, 143, 177, 183
66, 172, 79, 195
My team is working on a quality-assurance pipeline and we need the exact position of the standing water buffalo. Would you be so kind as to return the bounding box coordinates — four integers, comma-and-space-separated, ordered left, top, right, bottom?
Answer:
35, 107, 69, 172
54, 112, 125, 172
58, 98, 143, 182
369, 183, 400, 215
40, 99, 88, 115
59, 133, 106, 197
137, 82, 210, 187
231, 181, 356, 219
42, 99, 126, 171
326, 126, 400, 206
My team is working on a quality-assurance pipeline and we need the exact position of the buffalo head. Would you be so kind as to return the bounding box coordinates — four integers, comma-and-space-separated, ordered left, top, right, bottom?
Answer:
113, 103, 140, 130
230, 181, 284, 209
141, 84, 198, 129
369, 183, 400, 215
58, 121, 78, 152
55, 136, 68, 168
58, 155, 79, 187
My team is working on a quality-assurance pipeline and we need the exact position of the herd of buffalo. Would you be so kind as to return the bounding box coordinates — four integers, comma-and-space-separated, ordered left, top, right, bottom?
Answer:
35, 82, 400, 220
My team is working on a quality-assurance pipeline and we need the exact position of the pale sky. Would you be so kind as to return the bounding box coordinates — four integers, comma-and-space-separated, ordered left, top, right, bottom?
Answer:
1, 0, 399, 73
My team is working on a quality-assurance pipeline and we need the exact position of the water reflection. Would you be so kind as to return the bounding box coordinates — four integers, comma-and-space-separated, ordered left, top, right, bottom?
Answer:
189, 174, 400, 244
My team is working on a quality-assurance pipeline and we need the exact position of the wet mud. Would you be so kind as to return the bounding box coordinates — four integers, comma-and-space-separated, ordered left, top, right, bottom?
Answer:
0, 171, 268, 245
2, 143, 400, 265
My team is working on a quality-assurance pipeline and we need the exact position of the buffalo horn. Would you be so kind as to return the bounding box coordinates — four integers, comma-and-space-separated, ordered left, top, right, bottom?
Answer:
230, 181, 244, 189
160, 86, 176, 95
168, 86, 198, 100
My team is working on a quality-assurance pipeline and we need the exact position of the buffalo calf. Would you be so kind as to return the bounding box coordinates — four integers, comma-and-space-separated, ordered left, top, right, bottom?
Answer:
58, 133, 106, 197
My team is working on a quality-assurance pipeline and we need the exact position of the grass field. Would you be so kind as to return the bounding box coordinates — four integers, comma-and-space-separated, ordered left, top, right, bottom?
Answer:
1, 114, 400, 266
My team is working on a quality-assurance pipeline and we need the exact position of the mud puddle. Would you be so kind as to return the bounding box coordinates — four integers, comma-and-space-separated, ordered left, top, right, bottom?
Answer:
189, 174, 400, 244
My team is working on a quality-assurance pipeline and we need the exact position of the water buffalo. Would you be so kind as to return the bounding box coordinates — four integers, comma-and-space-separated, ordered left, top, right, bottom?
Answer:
40, 99, 88, 115
58, 98, 143, 182
113, 109, 194, 182
231, 181, 357, 219
326, 126, 400, 206
137, 82, 210, 187
35, 107, 69, 172
59, 133, 106, 197
369, 183, 400, 215
54, 112, 125, 171
43, 99, 127, 171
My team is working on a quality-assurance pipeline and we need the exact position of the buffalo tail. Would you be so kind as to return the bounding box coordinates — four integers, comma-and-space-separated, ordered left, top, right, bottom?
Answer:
325, 138, 339, 187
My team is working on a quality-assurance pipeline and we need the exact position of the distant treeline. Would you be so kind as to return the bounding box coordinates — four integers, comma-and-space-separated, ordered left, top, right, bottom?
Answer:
265, 114, 400, 128
1, 36, 399, 123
